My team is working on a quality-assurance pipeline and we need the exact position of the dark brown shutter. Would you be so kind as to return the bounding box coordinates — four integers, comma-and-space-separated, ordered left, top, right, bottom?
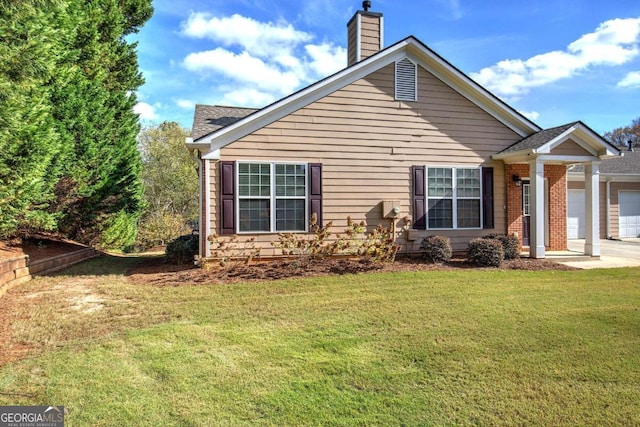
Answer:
220, 161, 235, 234
308, 163, 323, 227
411, 165, 426, 229
482, 167, 494, 229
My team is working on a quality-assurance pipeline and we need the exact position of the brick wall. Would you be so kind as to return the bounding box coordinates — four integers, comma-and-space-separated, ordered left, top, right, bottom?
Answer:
506, 164, 567, 251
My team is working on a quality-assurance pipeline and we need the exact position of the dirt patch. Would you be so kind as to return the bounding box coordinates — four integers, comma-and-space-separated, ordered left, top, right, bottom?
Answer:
126, 256, 578, 287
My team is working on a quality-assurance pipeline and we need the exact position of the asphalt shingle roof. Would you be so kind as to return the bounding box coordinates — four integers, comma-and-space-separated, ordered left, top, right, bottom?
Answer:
571, 150, 640, 175
192, 105, 258, 140
498, 122, 578, 155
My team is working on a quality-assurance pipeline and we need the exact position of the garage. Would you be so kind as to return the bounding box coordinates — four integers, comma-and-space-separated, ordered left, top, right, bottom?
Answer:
619, 191, 640, 238
568, 189, 585, 239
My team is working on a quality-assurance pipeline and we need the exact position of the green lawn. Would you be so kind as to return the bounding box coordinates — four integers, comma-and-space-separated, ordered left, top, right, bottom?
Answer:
1, 256, 639, 426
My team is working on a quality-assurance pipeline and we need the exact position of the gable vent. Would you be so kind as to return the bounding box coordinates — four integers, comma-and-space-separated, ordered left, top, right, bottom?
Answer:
395, 57, 417, 101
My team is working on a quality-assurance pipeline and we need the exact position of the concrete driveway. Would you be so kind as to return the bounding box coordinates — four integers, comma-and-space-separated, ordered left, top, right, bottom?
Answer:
562, 238, 640, 269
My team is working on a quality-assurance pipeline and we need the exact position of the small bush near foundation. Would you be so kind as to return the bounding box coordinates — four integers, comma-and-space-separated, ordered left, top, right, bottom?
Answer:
467, 238, 504, 267
485, 233, 520, 260
272, 213, 337, 264
419, 235, 452, 263
201, 234, 261, 271
337, 217, 400, 263
166, 234, 199, 264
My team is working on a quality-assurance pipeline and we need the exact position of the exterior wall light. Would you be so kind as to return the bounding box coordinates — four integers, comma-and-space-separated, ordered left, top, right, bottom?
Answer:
512, 174, 522, 187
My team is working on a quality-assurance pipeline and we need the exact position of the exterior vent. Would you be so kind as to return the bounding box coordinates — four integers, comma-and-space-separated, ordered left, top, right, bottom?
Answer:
395, 57, 417, 101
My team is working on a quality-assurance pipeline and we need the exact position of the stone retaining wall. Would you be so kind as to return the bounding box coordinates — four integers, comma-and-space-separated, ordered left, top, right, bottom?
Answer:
0, 248, 98, 298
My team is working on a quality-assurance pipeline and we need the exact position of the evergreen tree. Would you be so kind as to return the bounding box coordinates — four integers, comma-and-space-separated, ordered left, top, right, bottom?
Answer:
0, 0, 153, 249
0, 1, 63, 237
50, 0, 152, 249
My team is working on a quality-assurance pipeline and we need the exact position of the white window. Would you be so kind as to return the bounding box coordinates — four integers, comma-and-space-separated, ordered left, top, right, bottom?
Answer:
427, 167, 481, 229
238, 162, 307, 232
395, 57, 417, 101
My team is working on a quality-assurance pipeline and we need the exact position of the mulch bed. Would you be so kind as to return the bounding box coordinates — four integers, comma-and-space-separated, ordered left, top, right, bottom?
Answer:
126, 256, 578, 287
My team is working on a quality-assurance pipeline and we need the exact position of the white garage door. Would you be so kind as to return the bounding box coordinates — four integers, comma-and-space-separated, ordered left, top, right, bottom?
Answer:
619, 191, 640, 238
568, 189, 585, 239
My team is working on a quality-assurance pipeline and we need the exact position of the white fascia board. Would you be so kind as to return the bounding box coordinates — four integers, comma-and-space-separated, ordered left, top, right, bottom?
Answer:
202, 148, 220, 160
536, 154, 600, 164
492, 150, 535, 162
203, 42, 410, 151
542, 124, 616, 157
574, 123, 621, 157
568, 172, 640, 183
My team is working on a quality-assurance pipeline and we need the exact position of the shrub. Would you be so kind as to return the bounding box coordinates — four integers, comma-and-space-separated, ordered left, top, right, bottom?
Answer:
419, 235, 452, 263
272, 214, 337, 264
485, 233, 520, 260
335, 217, 399, 263
467, 238, 504, 267
358, 224, 400, 263
165, 234, 199, 264
136, 212, 191, 251
203, 234, 261, 270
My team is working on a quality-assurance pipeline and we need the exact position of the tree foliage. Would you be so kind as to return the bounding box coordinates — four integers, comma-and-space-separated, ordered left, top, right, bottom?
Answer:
604, 117, 640, 149
136, 122, 198, 249
0, 1, 64, 235
0, 0, 152, 249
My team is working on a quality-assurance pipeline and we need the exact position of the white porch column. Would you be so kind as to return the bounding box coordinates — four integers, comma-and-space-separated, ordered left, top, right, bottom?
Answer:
584, 162, 600, 257
529, 160, 545, 258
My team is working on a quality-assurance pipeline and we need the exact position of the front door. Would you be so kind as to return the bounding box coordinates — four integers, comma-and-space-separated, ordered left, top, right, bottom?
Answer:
522, 182, 530, 246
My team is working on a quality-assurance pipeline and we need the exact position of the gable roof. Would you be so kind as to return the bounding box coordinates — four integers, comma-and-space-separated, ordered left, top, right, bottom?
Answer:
188, 36, 542, 158
192, 105, 257, 140
570, 150, 640, 175
497, 122, 577, 155
493, 121, 620, 162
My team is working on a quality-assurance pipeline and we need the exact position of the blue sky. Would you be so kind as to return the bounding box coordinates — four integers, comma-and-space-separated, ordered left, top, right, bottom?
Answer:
131, 0, 640, 135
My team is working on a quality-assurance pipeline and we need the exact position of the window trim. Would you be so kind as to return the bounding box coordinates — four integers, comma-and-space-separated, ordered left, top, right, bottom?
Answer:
425, 165, 483, 230
236, 160, 309, 234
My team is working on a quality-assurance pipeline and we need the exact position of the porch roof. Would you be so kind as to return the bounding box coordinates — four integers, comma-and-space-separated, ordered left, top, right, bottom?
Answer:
493, 121, 620, 163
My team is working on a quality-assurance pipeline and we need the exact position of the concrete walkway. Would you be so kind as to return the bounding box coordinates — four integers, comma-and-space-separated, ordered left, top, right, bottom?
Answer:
556, 238, 640, 269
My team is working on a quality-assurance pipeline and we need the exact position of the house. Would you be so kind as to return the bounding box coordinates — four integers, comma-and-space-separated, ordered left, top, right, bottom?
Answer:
186, 4, 625, 260
567, 148, 640, 240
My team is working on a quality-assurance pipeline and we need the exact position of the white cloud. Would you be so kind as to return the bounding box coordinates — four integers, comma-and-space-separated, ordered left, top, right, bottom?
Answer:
617, 71, 640, 88
176, 99, 195, 109
305, 43, 347, 76
519, 110, 540, 121
180, 13, 347, 108
222, 88, 276, 107
183, 48, 302, 95
133, 102, 159, 121
471, 17, 640, 99
181, 13, 312, 59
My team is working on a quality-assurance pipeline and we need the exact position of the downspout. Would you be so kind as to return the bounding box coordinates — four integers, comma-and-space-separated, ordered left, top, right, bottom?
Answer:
605, 178, 612, 239
203, 159, 211, 258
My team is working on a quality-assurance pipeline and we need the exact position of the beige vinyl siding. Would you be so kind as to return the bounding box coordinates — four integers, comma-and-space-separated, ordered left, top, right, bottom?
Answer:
347, 21, 357, 65
359, 14, 381, 60
218, 63, 519, 254
550, 139, 593, 156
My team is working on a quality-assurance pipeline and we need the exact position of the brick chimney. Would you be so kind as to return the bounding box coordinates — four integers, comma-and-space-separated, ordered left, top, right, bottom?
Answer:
347, 2, 383, 66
